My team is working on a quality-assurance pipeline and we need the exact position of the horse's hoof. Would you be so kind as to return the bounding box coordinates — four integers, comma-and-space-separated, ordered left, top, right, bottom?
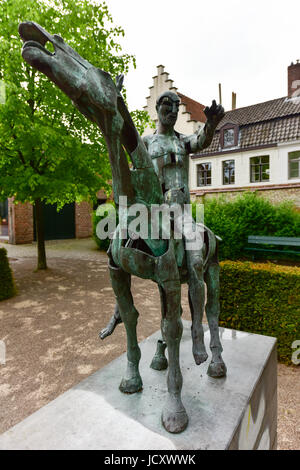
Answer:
193, 351, 208, 365
150, 355, 168, 370
119, 377, 143, 394
150, 340, 168, 370
207, 361, 227, 378
162, 407, 188, 434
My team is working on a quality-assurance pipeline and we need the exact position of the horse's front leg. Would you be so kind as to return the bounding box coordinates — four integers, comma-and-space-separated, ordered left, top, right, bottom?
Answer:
160, 280, 188, 433
109, 264, 142, 393
186, 250, 208, 365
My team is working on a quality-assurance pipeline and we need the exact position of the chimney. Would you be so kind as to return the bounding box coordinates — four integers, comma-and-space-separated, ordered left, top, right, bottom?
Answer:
218, 83, 222, 105
288, 60, 300, 98
232, 92, 237, 110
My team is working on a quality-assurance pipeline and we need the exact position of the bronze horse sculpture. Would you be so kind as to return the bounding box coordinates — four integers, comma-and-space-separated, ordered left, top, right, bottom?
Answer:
19, 21, 226, 434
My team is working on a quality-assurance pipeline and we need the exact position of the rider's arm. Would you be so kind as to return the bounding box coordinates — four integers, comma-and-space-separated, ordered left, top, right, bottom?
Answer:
185, 100, 225, 154
185, 123, 215, 154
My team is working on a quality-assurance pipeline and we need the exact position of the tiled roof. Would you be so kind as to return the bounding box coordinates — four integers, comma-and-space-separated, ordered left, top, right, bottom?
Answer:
216, 96, 300, 129
177, 92, 207, 123
194, 97, 300, 156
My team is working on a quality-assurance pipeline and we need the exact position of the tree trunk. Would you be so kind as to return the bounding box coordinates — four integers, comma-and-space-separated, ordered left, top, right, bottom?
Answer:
34, 198, 47, 270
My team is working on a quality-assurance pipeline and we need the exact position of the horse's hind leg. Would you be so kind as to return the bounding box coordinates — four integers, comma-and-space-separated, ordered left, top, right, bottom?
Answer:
109, 264, 142, 393
204, 260, 227, 378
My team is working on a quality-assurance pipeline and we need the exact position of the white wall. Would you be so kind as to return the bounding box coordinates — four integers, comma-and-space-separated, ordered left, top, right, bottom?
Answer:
189, 141, 300, 190
143, 65, 203, 137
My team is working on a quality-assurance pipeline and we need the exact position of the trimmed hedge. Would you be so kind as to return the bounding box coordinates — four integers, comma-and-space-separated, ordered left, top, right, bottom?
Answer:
0, 248, 16, 300
219, 260, 300, 364
193, 192, 300, 260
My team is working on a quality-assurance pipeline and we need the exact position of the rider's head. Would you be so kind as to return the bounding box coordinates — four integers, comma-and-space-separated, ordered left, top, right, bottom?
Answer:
156, 91, 180, 128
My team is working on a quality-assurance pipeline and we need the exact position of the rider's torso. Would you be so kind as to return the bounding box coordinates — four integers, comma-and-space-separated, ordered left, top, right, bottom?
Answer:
144, 132, 190, 205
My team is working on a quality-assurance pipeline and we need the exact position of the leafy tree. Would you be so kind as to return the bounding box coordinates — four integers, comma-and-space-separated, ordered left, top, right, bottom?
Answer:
0, 0, 150, 269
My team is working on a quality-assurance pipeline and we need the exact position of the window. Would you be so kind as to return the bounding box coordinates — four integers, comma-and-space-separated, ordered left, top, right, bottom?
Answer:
223, 160, 235, 185
289, 151, 300, 179
197, 163, 212, 186
223, 129, 235, 148
219, 123, 239, 149
250, 156, 270, 182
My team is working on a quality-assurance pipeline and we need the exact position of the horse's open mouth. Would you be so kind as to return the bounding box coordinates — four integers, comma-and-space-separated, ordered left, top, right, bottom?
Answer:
22, 40, 54, 56
19, 21, 90, 71
19, 21, 55, 56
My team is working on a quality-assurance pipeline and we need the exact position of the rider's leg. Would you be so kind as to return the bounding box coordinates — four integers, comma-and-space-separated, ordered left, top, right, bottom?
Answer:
100, 241, 124, 340
109, 264, 142, 393
99, 303, 123, 340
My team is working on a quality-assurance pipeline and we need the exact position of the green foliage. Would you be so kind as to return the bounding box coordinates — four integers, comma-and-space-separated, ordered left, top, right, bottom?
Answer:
219, 260, 300, 364
0, 0, 143, 208
92, 202, 117, 251
193, 192, 300, 260
131, 109, 155, 136
0, 247, 16, 300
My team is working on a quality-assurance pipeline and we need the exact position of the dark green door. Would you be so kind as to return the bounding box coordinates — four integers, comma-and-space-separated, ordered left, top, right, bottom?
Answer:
0, 199, 8, 237
34, 202, 75, 240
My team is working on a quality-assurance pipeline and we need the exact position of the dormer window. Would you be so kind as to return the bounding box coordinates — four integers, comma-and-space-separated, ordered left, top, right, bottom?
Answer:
223, 128, 235, 147
220, 123, 239, 149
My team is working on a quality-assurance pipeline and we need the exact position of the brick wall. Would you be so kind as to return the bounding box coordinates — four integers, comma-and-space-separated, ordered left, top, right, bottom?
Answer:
8, 199, 34, 244
192, 186, 300, 207
7, 199, 93, 244
75, 201, 93, 238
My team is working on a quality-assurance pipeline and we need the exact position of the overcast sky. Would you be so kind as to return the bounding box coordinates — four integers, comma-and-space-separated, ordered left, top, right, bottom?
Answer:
102, 0, 299, 113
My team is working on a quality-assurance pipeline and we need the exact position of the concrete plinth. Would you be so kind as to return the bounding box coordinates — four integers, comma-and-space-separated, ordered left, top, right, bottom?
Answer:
0, 321, 277, 450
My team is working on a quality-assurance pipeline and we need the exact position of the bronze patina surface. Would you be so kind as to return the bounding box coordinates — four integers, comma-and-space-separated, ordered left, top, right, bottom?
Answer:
19, 21, 226, 434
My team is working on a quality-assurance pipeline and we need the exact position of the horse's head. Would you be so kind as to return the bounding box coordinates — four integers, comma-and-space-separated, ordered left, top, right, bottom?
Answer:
19, 21, 162, 209
19, 21, 119, 125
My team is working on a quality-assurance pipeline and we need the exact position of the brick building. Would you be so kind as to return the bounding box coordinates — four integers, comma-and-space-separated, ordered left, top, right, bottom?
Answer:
0, 190, 107, 244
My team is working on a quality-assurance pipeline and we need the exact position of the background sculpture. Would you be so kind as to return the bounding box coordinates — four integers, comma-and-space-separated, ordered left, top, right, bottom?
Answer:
19, 21, 226, 434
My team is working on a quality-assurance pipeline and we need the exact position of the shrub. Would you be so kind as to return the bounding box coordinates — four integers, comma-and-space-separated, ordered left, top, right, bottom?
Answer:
0, 248, 16, 300
92, 202, 118, 252
193, 192, 300, 260
219, 260, 300, 364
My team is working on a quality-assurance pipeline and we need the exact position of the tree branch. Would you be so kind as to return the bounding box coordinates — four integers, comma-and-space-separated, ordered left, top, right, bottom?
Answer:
9, 130, 26, 166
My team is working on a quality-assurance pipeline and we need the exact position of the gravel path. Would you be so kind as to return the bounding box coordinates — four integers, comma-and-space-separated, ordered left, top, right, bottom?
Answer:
0, 239, 299, 450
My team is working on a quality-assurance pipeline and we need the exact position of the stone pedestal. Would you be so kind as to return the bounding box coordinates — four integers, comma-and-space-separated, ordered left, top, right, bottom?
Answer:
0, 321, 277, 450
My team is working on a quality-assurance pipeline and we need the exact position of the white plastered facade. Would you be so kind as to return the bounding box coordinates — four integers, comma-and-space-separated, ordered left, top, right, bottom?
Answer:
189, 141, 300, 191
